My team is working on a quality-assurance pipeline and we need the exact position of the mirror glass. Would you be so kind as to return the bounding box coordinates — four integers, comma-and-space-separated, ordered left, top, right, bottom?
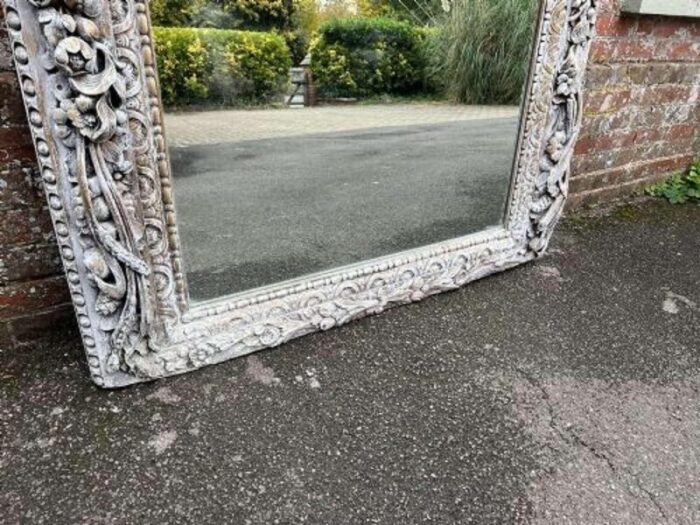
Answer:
155, 0, 539, 302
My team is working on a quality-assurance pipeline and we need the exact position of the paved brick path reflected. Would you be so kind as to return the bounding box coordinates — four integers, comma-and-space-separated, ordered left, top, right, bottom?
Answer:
164, 104, 520, 147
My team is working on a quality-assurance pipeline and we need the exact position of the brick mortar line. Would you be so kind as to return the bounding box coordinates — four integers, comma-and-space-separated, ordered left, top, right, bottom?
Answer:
570, 170, 679, 199
580, 104, 699, 122
0, 302, 73, 322
583, 104, 700, 117
588, 60, 700, 65
585, 82, 700, 89
572, 153, 695, 179
578, 123, 699, 141
573, 138, 698, 158
0, 273, 66, 287
0, 277, 60, 285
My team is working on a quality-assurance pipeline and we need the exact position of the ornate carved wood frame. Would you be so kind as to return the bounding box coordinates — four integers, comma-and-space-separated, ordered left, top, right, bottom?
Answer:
2, 0, 597, 387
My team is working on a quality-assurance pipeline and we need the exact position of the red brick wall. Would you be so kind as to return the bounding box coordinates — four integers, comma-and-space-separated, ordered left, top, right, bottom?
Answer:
0, 2, 699, 341
0, 9, 74, 345
570, 0, 700, 207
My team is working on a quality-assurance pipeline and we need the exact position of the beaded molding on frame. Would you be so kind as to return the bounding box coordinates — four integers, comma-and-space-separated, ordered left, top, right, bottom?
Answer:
2, 0, 597, 387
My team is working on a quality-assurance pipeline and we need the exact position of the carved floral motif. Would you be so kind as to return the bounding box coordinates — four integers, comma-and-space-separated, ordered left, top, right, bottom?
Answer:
20, 0, 158, 374
529, 0, 597, 254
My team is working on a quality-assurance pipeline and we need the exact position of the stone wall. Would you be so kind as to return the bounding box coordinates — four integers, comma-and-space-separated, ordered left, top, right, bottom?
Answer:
0, 9, 74, 345
570, 0, 700, 207
0, 2, 699, 340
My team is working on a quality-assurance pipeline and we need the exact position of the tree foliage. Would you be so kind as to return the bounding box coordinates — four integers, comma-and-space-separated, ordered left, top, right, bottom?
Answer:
359, 0, 443, 23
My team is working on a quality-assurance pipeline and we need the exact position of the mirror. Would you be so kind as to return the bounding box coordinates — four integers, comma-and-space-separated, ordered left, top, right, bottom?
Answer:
158, 1, 539, 302
7, 0, 596, 386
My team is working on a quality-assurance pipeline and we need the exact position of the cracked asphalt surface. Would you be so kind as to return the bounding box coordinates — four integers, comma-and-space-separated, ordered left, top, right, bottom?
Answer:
1, 200, 699, 524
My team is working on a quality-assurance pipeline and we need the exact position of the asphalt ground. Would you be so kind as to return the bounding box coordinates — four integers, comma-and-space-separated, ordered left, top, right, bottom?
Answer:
170, 117, 519, 300
1, 199, 699, 524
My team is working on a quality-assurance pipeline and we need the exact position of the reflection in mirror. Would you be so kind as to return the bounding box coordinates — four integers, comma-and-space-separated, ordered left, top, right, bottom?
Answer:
155, 0, 539, 301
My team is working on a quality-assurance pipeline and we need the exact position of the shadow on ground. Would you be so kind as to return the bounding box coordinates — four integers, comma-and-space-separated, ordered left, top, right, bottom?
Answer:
1, 200, 699, 524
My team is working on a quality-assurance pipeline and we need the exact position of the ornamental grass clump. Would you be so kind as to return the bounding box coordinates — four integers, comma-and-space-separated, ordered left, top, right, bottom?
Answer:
428, 0, 539, 105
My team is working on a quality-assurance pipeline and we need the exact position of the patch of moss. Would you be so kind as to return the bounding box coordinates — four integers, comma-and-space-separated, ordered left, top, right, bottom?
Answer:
1, 373, 21, 399
612, 204, 640, 221
562, 214, 606, 232
94, 413, 119, 449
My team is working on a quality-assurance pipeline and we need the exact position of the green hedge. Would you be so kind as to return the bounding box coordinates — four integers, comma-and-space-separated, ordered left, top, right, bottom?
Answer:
310, 17, 430, 98
151, 0, 308, 65
153, 27, 292, 107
